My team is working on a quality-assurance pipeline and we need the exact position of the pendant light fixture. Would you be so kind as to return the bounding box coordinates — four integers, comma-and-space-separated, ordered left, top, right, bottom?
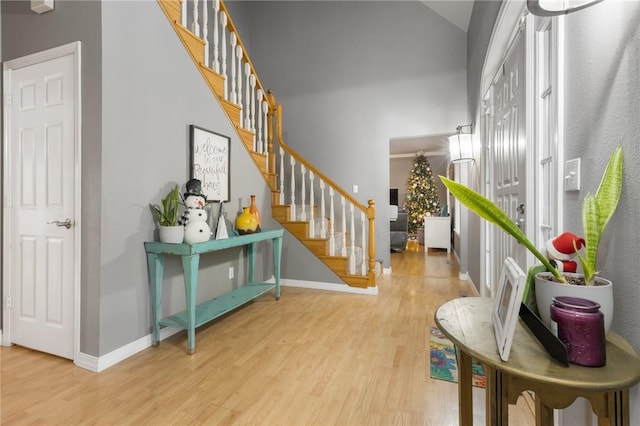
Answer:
449, 124, 474, 164
526, 0, 603, 16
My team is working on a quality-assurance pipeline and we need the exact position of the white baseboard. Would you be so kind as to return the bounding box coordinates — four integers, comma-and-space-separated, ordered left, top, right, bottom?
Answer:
280, 278, 379, 295
74, 326, 182, 373
459, 272, 470, 281
383, 266, 392, 275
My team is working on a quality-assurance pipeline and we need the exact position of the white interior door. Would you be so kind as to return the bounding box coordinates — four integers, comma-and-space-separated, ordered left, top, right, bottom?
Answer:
3, 43, 81, 359
489, 30, 527, 293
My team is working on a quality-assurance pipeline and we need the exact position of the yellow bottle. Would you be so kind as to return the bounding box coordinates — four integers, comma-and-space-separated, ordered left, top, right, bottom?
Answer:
235, 207, 258, 234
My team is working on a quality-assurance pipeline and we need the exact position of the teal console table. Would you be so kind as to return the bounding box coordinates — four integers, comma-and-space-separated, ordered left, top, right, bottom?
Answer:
144, 228, 284, 354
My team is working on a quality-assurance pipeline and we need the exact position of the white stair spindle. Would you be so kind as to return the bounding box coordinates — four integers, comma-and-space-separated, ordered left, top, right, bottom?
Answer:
300, 165, 307, 221
202, 0, 209, 65
212, 0, 220, 71
329, 188, 335, 256
360, 211, 367, 275
243, 62, 250, 129
256, 89, 263, 153
249, 73, 256, 136
308, 171, 315, 237
279, 148, 285, 205
191, 0, 200, 37
340, 196, 347, 256
320, 180, 327, 238
348, 204, 356, 274
181, 0, 187, 27
230, 34, 237, 104
220, 12, 228, 99
262, 100, 269, 156
290, 157, 296, 221
236, 47, 244, 125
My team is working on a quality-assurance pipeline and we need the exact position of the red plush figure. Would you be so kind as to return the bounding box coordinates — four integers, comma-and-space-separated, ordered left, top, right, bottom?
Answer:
545, 232, 585, 273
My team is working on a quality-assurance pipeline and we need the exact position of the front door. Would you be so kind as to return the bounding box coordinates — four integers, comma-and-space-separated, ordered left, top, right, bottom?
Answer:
3, 42, 81, 359
490, 30, 527, 293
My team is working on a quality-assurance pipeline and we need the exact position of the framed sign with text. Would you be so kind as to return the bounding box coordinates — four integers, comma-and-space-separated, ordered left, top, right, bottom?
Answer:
190, 125, 230, 202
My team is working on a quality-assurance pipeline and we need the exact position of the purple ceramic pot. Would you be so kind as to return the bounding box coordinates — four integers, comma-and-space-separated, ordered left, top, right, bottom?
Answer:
550, 296, 606, 367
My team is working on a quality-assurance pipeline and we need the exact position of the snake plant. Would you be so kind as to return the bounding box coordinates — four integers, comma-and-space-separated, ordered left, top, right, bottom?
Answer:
440, 146, 623, 286
150, 184, 181, 226
575, 146, 623, 285
439, 176, 565, 282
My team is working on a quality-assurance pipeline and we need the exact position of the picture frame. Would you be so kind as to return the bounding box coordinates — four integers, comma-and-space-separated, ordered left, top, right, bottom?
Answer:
189, 125, 230, 202
492, 257, 527, 362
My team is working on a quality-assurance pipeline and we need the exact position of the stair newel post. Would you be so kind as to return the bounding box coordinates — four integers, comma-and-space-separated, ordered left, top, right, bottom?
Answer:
220, 12, 228, 99
212, 0, 219, 72
360, 211, 367, 276
319, 180, 327, 238
279, 147, 285, 205
348, 203, 356, 274
255, 89, 263, 153
340, 196, 347, 256
262, 100, 269, 158
289, 156, 296, 221
191, 0, 200, 37
329, 188, 336, 256
181, 0, 187, 27
202, 0, 209, 65
367, 200, 376, 281
300, 165, 307, 221
308, 171, 315, 238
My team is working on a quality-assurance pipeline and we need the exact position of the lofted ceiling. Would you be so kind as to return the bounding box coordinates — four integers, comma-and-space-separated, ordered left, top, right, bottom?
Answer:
421, 0, 475, 32
389, 134, 452, 157
389, 1, 474, 157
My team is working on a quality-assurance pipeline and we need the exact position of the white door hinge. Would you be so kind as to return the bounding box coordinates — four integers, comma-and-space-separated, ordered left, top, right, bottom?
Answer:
6, 296, 12, 309
5, 94, 11, 108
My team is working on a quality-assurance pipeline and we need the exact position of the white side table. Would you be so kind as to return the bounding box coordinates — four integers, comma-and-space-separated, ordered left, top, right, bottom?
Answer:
424, 216, 451, 252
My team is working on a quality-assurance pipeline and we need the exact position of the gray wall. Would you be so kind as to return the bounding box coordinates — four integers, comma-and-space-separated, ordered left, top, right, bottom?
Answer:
462, 0, 502, 289
1, 1, 277, 356
467, 0, 503, 122
228, 1, 468, 270
2, 0, 103, 355
99, 1, 276, 355
466, 0, 640, 351
562, 1, 640, 350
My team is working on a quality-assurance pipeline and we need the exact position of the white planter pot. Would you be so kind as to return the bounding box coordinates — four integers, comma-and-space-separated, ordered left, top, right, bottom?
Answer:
534, 272, 613, 334
158, 225, 184, 244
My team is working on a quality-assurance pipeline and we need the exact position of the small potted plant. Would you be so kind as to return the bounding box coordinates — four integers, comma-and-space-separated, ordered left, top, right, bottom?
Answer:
150, 184, 184, 243
440, 146, 622, 333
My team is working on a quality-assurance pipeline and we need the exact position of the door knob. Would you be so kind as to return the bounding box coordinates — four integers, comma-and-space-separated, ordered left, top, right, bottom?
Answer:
48, 219, 72, 229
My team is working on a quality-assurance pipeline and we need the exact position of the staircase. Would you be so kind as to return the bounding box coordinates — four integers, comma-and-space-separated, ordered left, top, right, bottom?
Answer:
157, 0, 378, 287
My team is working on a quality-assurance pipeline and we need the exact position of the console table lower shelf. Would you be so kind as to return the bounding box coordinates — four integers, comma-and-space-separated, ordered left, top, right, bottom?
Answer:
145, 229, 283, 354
159, 283, 276, 330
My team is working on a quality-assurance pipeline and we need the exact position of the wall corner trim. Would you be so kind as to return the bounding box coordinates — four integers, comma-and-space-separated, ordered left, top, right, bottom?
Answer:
74, 326, 182, 373
280, 278, 379, 296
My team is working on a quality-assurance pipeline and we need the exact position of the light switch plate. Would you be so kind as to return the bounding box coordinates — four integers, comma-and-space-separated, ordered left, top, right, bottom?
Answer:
564, 158, 581, 191
352, 185, 359, 194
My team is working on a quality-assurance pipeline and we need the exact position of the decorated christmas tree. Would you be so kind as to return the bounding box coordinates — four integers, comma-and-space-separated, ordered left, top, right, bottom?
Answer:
405, 153, 441, 234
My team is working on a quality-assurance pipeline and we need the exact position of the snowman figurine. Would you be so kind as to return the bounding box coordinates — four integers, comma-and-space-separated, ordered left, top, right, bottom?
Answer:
178, 179, 212, 244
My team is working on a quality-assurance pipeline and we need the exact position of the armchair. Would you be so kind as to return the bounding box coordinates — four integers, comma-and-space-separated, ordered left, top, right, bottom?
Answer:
390, 211, 409, 251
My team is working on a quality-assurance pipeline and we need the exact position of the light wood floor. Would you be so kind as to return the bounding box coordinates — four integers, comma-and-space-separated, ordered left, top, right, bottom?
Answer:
1, 242, 535, 425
